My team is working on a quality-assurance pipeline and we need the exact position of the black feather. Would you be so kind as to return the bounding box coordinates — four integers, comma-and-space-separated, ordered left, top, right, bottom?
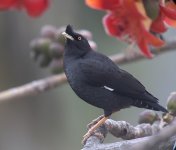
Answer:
63, 25, 168, 117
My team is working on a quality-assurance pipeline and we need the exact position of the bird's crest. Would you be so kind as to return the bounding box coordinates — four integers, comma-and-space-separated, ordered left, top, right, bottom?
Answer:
66, 25, 74, 35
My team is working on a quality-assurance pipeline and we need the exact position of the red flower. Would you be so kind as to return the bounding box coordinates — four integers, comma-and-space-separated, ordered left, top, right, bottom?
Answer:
86, 0, 165, 58
155, 1, 176, 29
151, 1, 176, 33
0, 0, 49, 17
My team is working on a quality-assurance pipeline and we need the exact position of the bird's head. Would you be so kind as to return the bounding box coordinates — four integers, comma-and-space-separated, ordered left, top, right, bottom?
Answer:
62, 25, 91, 57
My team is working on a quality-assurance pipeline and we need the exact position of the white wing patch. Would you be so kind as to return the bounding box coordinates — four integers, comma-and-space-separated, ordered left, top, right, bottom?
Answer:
104, 86, 114, 91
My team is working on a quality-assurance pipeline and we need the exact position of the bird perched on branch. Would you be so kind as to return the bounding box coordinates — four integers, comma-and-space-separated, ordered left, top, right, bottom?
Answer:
62, 25, 168, 143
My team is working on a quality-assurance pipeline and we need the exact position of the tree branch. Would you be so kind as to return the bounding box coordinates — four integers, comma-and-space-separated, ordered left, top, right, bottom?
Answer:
111, 40, 176, 64
0, 40, 176, 102
105, 119, 160, 140
82, 119, 176, 150
0, 73, 66, 102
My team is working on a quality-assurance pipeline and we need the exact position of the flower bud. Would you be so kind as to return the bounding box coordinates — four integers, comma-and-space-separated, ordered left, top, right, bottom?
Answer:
163, 113, 174, 123
30, 50, 40, 61
30, 39, 39, 51
55, 27, 66, 45
30, 25, 98, 73
56, 26, 65, 35
40, 25, 57, 39
49, 43, 64, 58
31, 38, 51, 55
37, 55, 51, 68
30, 39, 40, 60
88, 40, 97, 51
138, 110, 159, 124
167, 92, 176, 115
50, 59, 63, 74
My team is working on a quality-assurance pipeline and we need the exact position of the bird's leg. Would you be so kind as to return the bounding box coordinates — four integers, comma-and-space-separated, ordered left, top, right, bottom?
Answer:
82, 116, 109, 144
87, 115, 104, 129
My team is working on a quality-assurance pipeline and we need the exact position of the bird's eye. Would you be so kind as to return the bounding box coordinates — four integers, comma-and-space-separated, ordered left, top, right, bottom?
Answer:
78, 36, 82, 40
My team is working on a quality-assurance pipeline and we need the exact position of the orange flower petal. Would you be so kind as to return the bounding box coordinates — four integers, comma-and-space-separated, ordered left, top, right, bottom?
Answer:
160, 3, 176, 20
0, 0, 49, 17
123, 0, 145, 19
144, 30, 165, 47
0, 0, 17, 9
151, 12, 167, 33
103, 13, 124, 37
85, 0, 121, 10
137, 38, 153, 58
151, 21, 167, 33
86, 0, 166, 58
135, 0, 152, 30
166, 1, 176, 9
164, 17, 176, 27
24, 0, 49, 17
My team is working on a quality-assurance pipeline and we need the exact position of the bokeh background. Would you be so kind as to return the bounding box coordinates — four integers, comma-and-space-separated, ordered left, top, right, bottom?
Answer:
0, 0, 176, 150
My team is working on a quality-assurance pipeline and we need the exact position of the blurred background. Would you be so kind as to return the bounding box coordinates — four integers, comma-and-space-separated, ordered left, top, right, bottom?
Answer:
0, 0, 176, 150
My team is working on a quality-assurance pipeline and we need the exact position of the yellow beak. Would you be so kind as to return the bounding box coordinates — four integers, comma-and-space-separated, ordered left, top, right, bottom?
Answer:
62, 32, 74, 41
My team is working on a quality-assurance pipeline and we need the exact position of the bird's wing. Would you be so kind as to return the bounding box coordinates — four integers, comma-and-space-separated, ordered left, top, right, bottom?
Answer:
79, 57, 146, 96
116, 69, 146, 94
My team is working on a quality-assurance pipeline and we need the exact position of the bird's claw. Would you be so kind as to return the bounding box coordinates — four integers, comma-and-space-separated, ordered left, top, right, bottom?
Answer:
82, 115, 105, 144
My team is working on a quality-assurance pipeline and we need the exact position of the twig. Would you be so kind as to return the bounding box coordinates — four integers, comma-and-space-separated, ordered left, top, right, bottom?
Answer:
133, 119, 176, 150
84, 118, 160, 144
111, 40, 176, 64
82, 119, 176, 150
0, 73, 66, 102
82, 135, 176, 150
0, 40, 176, 102
105, 119, 160, 140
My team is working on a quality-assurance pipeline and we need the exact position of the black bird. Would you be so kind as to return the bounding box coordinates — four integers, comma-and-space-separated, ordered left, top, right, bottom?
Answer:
62, 25, 167, 142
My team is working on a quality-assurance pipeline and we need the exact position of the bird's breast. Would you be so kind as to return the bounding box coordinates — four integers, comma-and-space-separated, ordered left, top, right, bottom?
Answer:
64, 59, 83, 90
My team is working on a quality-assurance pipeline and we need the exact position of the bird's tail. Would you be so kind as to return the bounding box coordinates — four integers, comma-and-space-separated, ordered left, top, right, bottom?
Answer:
143, 91, 158, 103
133, 91, 168, 113
133, 100, 168, 112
